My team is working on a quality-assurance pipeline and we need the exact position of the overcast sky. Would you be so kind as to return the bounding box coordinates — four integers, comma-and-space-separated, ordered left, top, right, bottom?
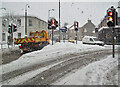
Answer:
1, 0, 120, 27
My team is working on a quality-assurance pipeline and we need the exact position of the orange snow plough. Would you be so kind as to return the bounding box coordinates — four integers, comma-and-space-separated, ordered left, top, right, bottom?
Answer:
14, 30, 50, 52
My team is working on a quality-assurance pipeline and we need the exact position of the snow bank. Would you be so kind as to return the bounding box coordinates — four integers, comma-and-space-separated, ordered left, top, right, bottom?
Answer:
1, 41, 105, 74
54, 54, 118, 85
0, 43, 9, 49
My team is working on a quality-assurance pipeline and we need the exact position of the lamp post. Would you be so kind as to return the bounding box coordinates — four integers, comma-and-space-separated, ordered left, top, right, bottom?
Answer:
59, 0, 61, 42
48, 9, 55, 20
25, 4, 30, 37
0, 8, 6, 10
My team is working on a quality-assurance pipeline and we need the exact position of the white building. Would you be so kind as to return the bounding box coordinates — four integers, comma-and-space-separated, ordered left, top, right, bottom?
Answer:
0, 15, 48, 45
118, 1, 120, 17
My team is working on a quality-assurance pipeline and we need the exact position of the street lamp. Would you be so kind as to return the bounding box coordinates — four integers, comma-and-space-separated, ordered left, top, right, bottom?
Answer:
25, 4, 30, 37
0, 8, 6, 16
48, 9, 55, 21
0, 8, 6, 10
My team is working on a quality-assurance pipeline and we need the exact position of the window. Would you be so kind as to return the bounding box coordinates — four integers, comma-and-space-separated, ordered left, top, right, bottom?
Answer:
29, 19, 32, 26
2, 19, 7, 27
2, 33, 6, 41
93, 38, 99, 41
17, 19, 21, 27
18, 33, 21, 38
84, 28, 87, 32
42, 22, 44, 29
90, 38, 93, 41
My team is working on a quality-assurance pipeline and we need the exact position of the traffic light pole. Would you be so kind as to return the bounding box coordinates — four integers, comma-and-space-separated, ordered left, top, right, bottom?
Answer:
11, 24, 13, 46
112, 27, 115, 58
76, 31, 77, 44
52, 28, 53, 45
107, 6, 116, 58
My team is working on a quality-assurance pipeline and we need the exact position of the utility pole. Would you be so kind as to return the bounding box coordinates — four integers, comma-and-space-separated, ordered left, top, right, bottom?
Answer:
59, 0, 61, 42
25, 4, 30, 37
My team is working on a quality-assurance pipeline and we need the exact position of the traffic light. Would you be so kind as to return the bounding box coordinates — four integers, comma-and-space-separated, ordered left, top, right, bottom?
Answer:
74, 21, 78, 31
107, 6, 116, 27
13, 25, 17, 32
116, 11, 118, 25
55, 21, 58, 27
48, 20, 51, 29
48, 18, 58, 29
8, 25, 12, 33
51, 18, 58, 29
51, 18, 55, 28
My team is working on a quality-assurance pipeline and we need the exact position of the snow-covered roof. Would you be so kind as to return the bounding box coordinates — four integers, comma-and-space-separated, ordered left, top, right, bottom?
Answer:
83, 36, 97, 38
98, 26, 120, 32
98, 26, 109, 32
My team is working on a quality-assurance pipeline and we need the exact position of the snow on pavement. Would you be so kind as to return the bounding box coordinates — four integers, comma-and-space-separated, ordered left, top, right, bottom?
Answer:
1, 41, 106, 75
53, 54, 118, 85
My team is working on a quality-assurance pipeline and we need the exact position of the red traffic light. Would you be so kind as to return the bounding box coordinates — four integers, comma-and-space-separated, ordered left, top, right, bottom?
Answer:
74, 22, 78, 28
107, 7, 116, 27
74, 21, 78, 31
108, 11, 113, 16
52, 19, 55, 26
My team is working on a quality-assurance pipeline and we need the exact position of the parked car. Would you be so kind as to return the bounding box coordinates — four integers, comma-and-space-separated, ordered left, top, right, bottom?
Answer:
68, 39, 75, 43
82, 36, 104, 46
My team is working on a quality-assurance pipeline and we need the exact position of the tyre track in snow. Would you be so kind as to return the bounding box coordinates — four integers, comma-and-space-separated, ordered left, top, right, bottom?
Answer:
21, 49, 114, 85
1, 49, 117, 85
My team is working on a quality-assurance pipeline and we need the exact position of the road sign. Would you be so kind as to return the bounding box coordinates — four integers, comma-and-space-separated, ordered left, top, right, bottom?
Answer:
60, 28, 67, 32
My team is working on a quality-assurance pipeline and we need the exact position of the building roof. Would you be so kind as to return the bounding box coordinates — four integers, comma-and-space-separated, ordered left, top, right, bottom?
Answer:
1, 15, 47, 23
98, 26, 120, 32
81, 20, 95, 28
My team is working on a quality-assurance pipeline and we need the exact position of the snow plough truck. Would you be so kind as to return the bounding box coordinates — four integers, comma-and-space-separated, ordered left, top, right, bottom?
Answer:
14, 30, 50, 53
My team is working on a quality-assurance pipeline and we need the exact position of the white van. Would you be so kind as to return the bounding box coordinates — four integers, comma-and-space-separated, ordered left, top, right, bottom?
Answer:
82, 36, 104, 46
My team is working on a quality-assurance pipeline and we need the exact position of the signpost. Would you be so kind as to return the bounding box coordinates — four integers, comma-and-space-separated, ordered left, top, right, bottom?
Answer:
60, 28, 67, 42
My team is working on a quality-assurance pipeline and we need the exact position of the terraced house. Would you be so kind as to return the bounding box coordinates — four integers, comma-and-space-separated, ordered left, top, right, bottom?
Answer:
0, 15, 47, 45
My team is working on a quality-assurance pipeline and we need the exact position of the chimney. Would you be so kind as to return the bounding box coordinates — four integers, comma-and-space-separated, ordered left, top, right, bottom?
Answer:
88, 20, 91, 23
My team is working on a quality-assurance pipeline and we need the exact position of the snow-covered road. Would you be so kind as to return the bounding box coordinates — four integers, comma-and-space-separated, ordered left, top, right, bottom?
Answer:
0, 41, 119, 86
1, 41, 106, 74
